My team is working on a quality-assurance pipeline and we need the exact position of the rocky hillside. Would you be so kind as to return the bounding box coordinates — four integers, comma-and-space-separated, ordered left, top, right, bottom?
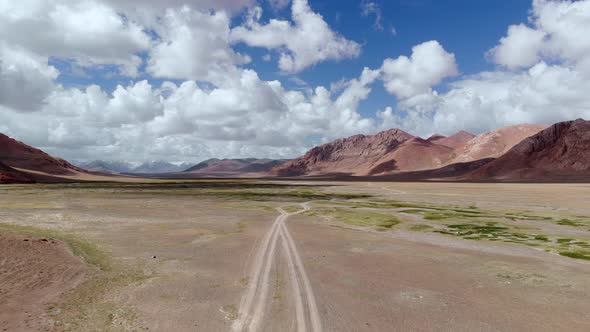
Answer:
449, 124, 546, 164
427, 131, 475, 149
184, 158, 288, 174
0, 133, 83, 175
273, 129, 415, 176
273, 124, 549, 177
0, 161, 35, 184
469, 119, 590, 180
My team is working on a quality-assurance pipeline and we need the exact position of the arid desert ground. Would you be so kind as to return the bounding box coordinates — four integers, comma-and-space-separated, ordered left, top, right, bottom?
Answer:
1, 180, 590, 331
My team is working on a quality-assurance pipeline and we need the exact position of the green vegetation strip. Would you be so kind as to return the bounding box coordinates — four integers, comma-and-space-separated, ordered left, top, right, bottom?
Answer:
559, 250, 590, 261
306, 207, 400, 231
431, 222, 590, 260
314, 198, 590, 261
1, 181, 371, 202
318, 198, 585, 228
283, 205, 304, 213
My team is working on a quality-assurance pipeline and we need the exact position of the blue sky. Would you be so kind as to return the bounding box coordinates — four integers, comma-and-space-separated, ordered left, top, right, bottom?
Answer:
51, 0, 533, 119
2, 0, 589, 162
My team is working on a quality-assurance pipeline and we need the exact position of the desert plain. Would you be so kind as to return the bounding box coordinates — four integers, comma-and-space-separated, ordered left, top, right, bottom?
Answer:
1, 180, 590, 332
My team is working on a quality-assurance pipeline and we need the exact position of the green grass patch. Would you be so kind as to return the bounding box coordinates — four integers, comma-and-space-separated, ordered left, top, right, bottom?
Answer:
400, 207, 496, 221
3, 181, 371, 203
343, 199, 566, 226
556, 219, 587, 227
534, 235, 550, 242
505, 213, 553, 221
429, 220, 590, 262
307, 207, 400, 230
559, 250, 590, 261
409, 224, 433, 232
557, 238, 574, 244
283, 205, 304, 213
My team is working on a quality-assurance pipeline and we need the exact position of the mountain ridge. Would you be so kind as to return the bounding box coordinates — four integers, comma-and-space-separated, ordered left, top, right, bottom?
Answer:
272, 123, 548, 177
2, 119, 588, 183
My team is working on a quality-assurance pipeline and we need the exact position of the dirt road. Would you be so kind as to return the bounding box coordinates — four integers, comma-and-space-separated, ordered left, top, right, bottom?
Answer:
233, 202, 322, 332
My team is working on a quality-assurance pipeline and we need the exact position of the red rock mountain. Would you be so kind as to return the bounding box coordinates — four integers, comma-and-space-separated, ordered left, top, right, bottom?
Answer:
274, 129, 416, 176
272, 124, 550, 177
184, 158, 288, 174
469, 119, 590, 180
0, 133, 83, 175
273, 127, 477, 176
428, 131, 476, 149
449, 124, 546, 164
367, 137, 455, 175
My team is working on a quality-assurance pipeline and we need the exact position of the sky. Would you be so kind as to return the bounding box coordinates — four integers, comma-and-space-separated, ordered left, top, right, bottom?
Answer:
1, 0, 589, 163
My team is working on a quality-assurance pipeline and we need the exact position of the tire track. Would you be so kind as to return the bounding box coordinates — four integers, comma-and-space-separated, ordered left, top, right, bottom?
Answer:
279, 206, 322, 332
232, 202, 322, 332
232, 214, 282, 332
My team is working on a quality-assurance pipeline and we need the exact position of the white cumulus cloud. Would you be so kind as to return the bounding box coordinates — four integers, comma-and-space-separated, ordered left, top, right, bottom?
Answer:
490, 0, 590, 73
380, 40, 458, 99
147, 7, 251, 83
489, 24, 546, 70
0, 0, 151, 76
0, 44, 59, 111
231, 0, 361, 73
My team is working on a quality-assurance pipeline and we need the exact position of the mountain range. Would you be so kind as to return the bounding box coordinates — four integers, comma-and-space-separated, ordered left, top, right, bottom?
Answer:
73, 158, 288, 175
469, 119, 590, 181
1, 119, 589, 183
183, 158, 289, 175
74, 160, 192, 174
272, 123, 546, 177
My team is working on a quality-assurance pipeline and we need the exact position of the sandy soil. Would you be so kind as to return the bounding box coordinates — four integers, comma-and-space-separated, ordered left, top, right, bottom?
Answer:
0, 181, 589, 331
289, 215, 590, 331
0, 234, 86, 332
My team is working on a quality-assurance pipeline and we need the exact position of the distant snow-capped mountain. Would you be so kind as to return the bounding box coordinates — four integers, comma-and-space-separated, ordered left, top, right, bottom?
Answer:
74, 160, 191, 174
132, 161, 192, 174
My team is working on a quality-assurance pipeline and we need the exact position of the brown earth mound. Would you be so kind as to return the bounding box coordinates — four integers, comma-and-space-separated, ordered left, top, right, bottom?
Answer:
470, 119, 590, 180
0, 233, 86, 331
